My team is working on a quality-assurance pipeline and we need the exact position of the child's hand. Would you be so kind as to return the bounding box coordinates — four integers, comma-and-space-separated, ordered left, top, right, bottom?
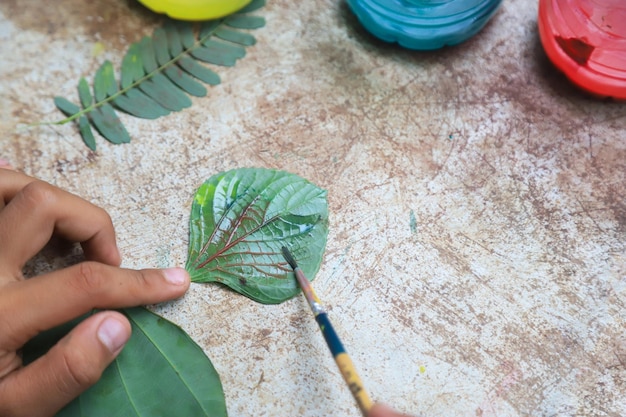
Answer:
0, 170, 190, 417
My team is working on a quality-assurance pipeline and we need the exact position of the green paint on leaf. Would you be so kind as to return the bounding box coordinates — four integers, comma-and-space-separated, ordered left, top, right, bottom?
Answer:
120, 43, 145, 89
23, 308, 226, 417
50, 0, 266, 149
186, 168, 329, 304
93, 61, 118, 102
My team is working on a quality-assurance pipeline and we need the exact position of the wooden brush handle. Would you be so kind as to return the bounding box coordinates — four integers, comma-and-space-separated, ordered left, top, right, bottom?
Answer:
315, 313, 374, 415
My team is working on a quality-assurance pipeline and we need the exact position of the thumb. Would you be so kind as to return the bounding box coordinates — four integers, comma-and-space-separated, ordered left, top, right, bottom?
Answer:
0, 311, 130, 417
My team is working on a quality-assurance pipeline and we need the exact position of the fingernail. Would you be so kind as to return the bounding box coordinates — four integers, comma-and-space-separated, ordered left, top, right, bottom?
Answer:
97, 317, 129, 354
163, 267, 188, 285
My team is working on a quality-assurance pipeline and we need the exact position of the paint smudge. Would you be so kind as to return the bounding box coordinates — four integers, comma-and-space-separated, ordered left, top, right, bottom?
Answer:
409, 210, 417, 234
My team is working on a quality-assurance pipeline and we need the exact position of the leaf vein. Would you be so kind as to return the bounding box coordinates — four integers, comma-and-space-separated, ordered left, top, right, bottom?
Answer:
128, 311, 210, 415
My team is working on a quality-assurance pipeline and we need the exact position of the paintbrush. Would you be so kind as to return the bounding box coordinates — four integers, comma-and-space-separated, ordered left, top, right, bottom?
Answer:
281, 246, 374, 416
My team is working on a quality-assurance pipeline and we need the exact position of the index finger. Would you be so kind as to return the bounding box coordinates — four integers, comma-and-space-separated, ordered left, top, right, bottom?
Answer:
0, 264, 189, 349
0, 169, 36, 202
0, 160, 16, 210
0, 171, 121, 275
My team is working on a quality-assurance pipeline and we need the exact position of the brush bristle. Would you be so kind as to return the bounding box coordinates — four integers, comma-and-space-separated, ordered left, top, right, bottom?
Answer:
281, 246, 299, 270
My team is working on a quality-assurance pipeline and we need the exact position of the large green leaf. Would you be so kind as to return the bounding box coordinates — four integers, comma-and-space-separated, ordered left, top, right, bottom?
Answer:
51, 0, 266, 149
186, 168, 329, 304
23, 308, 226, 417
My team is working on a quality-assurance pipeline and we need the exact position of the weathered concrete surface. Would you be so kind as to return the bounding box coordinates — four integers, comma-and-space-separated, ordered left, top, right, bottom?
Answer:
1, 0, 625, 416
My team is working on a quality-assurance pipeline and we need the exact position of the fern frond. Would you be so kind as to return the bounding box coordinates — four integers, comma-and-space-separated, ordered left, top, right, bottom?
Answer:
53, 0, 266, 150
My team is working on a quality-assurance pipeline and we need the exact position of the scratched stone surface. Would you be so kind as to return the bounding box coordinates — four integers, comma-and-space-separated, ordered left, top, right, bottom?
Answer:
1, 0, 625, 416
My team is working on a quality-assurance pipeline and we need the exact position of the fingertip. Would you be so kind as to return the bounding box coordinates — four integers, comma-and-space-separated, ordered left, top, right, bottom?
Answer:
107, 243, 122, 266
79, 209, 121, 266
369, 403, 414, 417
369, 404, 384, 417
96, 313, 131, 355
368, 404, 394, 417
162, 267, 191, 289
110, 244, 123, 266
0, 158, 13, 170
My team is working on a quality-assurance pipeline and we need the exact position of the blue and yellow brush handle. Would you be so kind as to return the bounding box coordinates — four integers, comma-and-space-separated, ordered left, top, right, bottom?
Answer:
315, 312, 374, 415
281, 246, 374, 416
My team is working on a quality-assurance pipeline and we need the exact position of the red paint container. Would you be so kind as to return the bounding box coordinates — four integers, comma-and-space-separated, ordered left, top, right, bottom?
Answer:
538, 0, 626, 99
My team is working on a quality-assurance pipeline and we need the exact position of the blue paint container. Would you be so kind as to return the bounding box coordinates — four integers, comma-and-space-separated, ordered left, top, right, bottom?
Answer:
347, 0, 503, 50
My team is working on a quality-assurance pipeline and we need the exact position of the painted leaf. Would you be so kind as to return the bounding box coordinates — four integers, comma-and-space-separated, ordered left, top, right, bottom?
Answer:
51, 0, 266, 149
23, 308, 226, 417
186, 168, 329, 304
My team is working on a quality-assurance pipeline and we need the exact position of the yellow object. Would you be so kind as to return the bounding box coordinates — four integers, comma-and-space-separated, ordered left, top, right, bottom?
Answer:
91, 42, 106, 57
335, 353, 374, 415
138, 0, 253, 21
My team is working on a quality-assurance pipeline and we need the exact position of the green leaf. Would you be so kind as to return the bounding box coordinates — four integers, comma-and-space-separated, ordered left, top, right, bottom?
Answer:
186, 168, 329, 304
55, 96, 97, 147
51, 3, 266, 149
215, 28, 256, 46
89, 103, 131, 144
164, 21, 184, 57
199, 21, 221, 40
113, 89, 170, 119
225, 15, 266, 30
139, 73, 192, 111
120, 43, 145, 89
23, 308, 227, 417
78, 115, 96, 150
152, 28, 171, 67
164, 66, 207, 97
139, 36, 159, 73
78, 78, 92, 108
178, 57, 221, 85
192, 41, 246, 67
54, 96, 80, 116
203, 39, 247, 60
178, 22, 196, 50
238, 0, 266, 13
94, 61, 118, 102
